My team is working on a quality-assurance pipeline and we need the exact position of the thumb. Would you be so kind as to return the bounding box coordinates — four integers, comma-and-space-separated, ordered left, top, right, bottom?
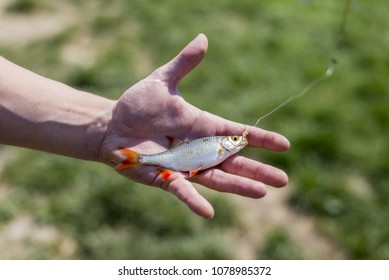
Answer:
151, 33, 208, 88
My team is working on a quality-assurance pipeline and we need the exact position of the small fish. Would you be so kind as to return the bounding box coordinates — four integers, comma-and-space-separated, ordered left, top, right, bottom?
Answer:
115, 128, 248, 180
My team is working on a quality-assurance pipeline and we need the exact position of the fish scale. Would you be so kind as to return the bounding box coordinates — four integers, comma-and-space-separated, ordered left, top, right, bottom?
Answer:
139, 136, 226, 171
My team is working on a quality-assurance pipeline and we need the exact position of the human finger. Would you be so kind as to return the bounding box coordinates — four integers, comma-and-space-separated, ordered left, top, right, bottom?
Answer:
194, 168, 267, 198
118, 166, 214, 218
160, 173, 215, 219
190, 111, 290, 152
150, 34, 208, 88
246, 125, 290, 151
219, 155, 289, 188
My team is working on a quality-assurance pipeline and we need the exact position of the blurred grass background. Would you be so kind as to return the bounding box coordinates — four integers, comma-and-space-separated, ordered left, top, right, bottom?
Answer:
0, 0, 388, 259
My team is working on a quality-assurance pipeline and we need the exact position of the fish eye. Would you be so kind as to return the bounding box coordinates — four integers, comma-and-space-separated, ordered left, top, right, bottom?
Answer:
231, 136, 239, 142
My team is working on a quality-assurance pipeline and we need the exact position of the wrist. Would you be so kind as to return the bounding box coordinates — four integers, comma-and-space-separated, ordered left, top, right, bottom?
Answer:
82, 94, 116, 162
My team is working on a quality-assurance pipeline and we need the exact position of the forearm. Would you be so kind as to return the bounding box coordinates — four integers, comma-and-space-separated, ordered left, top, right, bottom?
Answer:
0, 56, 115, 161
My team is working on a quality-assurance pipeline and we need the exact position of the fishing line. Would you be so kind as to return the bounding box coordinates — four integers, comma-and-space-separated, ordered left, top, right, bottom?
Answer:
253, 0, 352, 127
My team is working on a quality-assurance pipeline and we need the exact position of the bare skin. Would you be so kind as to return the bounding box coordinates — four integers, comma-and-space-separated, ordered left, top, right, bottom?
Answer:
0, 34, 289, 219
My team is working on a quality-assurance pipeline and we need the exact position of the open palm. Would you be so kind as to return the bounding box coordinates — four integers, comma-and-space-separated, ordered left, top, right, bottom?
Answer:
99, 34, 289, 218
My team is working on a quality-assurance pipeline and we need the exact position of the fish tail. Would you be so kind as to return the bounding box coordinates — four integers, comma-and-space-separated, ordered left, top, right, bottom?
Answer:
115, 148, 141, 170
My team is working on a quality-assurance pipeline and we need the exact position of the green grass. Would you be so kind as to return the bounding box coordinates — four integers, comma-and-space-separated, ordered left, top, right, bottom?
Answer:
1, 0, 389, 259
6, 0, 40, 14
260, 229, 304, 260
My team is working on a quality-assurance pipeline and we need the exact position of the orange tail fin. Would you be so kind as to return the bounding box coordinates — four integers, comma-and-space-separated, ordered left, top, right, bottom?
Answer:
115, 148, 141, 170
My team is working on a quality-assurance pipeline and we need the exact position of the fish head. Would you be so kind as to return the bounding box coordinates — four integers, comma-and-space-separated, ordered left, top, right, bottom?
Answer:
221, 135, 248, 153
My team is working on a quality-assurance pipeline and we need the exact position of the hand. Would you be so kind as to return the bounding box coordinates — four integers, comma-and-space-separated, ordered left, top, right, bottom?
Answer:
99, 34, 290, 218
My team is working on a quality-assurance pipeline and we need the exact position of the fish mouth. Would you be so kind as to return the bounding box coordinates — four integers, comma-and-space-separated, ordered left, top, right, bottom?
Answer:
241, 137, 248, 147
241, 126, 249, 146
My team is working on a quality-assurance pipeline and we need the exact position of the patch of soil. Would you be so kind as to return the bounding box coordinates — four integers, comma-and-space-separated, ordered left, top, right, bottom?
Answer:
0, 0, 77, 46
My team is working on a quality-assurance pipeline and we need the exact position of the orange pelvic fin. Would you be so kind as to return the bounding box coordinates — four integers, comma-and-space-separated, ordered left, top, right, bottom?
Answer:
158, 168, 173, 182
189, 167, 202, 178
115, 148, 140, 170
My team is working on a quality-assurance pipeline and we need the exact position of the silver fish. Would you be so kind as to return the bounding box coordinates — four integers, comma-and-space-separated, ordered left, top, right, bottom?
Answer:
115, 129, 248, 180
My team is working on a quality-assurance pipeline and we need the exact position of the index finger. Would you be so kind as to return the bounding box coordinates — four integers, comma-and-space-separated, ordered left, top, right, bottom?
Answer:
246, 125, 290, 151
192, 111, 290, 151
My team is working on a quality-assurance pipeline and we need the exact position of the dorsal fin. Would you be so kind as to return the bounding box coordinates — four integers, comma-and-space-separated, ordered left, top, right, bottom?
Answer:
166, 136, 184, 149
